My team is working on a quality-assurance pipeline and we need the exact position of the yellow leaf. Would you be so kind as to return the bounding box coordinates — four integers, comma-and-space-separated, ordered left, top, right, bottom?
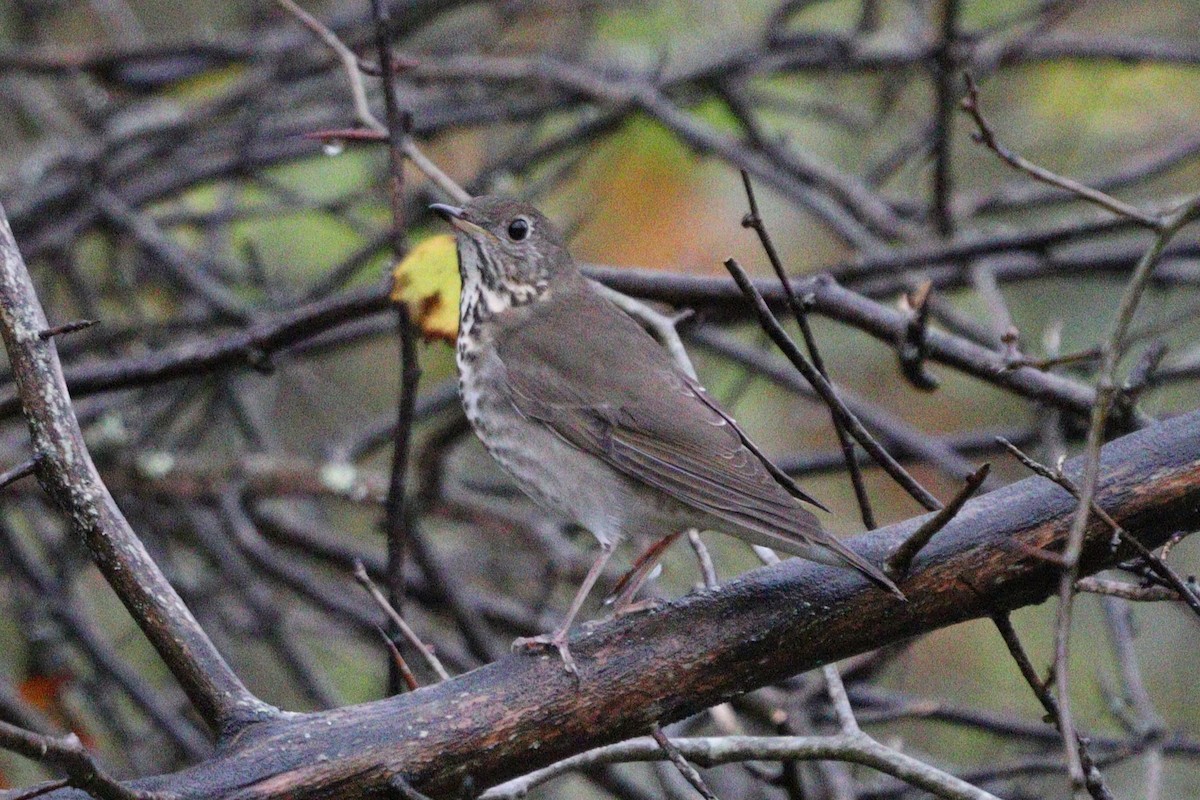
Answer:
390, 234, 460, 343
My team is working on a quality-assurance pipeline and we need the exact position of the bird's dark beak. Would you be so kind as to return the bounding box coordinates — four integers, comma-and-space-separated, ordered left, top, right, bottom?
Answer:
429, 203, 464, 223
430, 202, 492, 239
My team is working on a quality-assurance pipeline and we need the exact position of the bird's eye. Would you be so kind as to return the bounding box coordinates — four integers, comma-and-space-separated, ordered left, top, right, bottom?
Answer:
507, 217, 530, 241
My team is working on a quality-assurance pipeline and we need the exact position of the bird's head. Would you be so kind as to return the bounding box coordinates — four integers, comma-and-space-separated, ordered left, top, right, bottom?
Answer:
430, 196, 573, 304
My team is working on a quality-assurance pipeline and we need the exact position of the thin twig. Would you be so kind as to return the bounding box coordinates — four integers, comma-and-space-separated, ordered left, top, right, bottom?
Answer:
650, 724, 720, 800
822, 665, 860, 735
932, 0, 961, 236
996, 437, 1200, 619
961, 74, 1161, 229
724, 258, 942, 512
886, 463, 990, 578
1120, 340, 1168, 409
897, 281, 940, 390
375, 627, 421, 692
1101, 596, 1166, 800
1101, 597, 1166, 738
38, 319, 98, 340
353, 560, 451, 681
276, 0, 469, 202
1004, 348, 1102, 372
1075, 577, 1182, 603
369, 0, 423, 697
687, 530, 718, 590
480, 734, 1000, 800
9, 779, 70, 800
0, 458, 37, 490
1159, 531, 1188, 563
991, 614, 1113, 800
739, 171, 877, 529
276, 0, 382, 131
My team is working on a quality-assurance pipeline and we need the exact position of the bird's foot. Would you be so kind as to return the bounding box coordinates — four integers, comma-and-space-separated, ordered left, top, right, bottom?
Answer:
586, 597, 664, 630
512, 631, 578, 675
613, 596, 664, 618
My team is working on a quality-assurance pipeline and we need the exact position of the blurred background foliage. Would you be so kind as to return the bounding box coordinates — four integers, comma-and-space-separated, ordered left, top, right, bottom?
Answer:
0, 0, 1198, 798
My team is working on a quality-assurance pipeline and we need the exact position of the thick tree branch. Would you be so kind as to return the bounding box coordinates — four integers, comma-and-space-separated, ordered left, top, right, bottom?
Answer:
25, 405, 1200, 800
0, 205, 273, 736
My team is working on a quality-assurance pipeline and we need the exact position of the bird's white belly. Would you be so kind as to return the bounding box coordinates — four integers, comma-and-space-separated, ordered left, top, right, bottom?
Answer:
457, 345, 639, 547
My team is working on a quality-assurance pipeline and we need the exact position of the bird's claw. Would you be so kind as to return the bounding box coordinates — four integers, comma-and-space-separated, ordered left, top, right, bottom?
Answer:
613, 596, 664, 618
585, 597, 663, 630
512, 632, 578, 675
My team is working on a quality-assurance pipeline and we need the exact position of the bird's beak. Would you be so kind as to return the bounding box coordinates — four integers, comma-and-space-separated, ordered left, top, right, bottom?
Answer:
429, 203, 464, 223
430, 203, 491, 239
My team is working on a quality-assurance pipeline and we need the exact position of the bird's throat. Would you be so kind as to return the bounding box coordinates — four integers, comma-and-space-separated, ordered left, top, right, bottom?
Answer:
456, 243, 548, 345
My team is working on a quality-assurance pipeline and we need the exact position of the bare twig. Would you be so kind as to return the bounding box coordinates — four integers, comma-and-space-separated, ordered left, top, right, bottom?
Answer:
1102, 596, 1166, 800
650, 724, 720, 800
353, 560, 451, 681
369, 0, 423, 696
686, 531, 719, 590
961, 74, 1161, 229
886, 463, 990, 578
482, 732, 998, 800
1120, 340, 1168, 409
724, 258, 942, 512
38, 319, 98, 340
897, 281, 940, 391
0, 720, 167, 800
1158, 531, 1188, 563
276, 0, 468, 202
1004, 348, 1102, 372
822, 665, 860, 735
9, 779, 70, 800
996, 437, 1200, 619
1075, 577, 1183, 602
932, 0, 961, 236
991, 614, 1113, 800
376, 628, 421, 693
0, 458, 37, 490
739, 171, 877, 529
276, 0, 381, 131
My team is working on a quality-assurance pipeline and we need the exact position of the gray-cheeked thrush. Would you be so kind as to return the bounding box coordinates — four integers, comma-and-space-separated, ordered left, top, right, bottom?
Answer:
432, 196, 902, 673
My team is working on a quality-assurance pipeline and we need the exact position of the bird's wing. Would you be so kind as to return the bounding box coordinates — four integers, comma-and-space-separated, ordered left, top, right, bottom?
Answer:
496, 283, 829, 554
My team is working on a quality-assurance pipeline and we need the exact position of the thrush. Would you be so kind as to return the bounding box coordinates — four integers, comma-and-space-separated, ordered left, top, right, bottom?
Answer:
432, 196, 902, 672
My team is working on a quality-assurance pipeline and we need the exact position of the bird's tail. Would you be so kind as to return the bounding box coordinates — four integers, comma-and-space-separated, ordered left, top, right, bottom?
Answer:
812, 534, 906, 601
733, 515, 906, 601
709, 503, 905, 600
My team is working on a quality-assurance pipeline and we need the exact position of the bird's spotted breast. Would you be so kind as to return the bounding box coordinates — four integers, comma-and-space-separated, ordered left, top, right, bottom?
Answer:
456, 311, 656, 544
456, 342, 570, 514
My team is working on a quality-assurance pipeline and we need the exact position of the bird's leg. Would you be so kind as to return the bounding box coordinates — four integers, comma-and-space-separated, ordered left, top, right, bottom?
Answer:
513, 541, 616, 674
604, 531, 682, 615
